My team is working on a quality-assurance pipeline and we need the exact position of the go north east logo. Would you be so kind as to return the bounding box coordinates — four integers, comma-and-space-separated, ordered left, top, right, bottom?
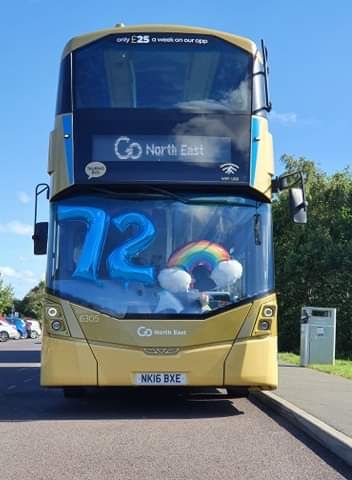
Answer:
115, 136, 143, 160
220, 163, 240, 175
137, 326, 187, 337
114, 135, 206, 160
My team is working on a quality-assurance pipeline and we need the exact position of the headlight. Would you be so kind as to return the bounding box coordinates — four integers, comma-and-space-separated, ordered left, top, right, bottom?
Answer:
47, 307, 59, 317
263, 306, 274, 317
258, 320, 271, 331
51, 320, 63, 331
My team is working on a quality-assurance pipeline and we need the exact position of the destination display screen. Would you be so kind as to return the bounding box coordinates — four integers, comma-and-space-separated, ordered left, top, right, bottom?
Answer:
92, 134, 231, 164
73, 109, 251, 185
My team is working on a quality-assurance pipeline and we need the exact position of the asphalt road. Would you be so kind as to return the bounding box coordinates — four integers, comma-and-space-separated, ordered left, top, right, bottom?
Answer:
0, 339, 351, 480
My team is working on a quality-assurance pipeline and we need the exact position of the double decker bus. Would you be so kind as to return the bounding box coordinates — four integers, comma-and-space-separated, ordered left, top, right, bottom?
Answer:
33, 24, 307, 397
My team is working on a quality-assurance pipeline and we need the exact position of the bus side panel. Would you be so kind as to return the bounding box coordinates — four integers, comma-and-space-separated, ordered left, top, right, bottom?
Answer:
224, 336, 278, 389
90, 343, 233, 386
49, 114, 74, 198
41, 336, 98, 386
250, 116, 274, 198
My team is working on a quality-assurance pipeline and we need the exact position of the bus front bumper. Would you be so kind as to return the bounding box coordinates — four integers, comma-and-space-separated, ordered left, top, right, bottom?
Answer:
41, 335, 278, 390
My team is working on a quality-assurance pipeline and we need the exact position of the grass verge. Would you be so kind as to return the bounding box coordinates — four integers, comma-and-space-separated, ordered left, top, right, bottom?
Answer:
278, 352, 352, 380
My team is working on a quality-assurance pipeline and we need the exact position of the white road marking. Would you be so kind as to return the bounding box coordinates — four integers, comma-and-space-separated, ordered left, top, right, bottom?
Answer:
24, 378, 33, 383
0, 363, 41, 368
7, 385, 16, 390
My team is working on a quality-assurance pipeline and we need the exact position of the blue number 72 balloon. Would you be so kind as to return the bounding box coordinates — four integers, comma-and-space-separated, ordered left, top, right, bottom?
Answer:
107, 212, 156, 285
57, 205, 109, 281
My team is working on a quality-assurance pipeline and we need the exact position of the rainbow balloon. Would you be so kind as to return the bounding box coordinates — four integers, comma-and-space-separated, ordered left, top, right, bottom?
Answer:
167, 241, 230, 273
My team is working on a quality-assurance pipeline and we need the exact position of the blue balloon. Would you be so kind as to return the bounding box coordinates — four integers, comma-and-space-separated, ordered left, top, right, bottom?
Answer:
57, 205, 109, 281
107, 212, 156, 285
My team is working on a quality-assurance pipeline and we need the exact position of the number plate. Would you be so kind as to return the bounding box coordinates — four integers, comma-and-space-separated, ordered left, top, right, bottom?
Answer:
135, 372, 187, 385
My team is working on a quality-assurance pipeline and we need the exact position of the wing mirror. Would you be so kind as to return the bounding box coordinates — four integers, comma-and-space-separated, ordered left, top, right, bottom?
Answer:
272, 171, 308, 224
32, 222, 48, 255
33, 183, 50, 255
289, 188, 307, 224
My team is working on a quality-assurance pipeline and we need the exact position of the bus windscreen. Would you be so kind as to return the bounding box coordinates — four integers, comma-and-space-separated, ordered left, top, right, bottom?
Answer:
47, 194, 273, 319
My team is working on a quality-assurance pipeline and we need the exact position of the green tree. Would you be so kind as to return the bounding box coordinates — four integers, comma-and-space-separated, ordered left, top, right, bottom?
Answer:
0, 275, 14, 315
18, 280, 45, 322
274, 155, 352, 358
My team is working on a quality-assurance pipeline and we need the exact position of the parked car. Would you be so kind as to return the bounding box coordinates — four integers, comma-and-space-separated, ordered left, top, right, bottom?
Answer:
0, 320, 21, 341
25, 319, 42, 339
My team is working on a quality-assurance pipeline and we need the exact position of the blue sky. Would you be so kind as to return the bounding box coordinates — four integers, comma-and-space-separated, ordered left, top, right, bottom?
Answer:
0, 0, 351, 298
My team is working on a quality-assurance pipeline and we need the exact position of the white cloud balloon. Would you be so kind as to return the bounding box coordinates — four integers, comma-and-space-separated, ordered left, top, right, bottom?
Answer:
210, 260, 243, 289
158, 267, 192, 294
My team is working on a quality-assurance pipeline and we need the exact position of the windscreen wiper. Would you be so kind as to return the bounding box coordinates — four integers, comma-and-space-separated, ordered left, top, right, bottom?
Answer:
139, 186, 189, 204
142, 188, 260, 207
88, 186, 189, 204
186, 198, 259, 207
88, 186, 260, 208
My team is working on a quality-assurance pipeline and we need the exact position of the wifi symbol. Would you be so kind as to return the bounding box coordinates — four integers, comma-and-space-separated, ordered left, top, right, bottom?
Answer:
220, 163, 240, 175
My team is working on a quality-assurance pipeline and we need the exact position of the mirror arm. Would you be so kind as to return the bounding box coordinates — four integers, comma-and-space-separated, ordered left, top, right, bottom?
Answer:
273, 171, 308, 212
274, 170, 305, 191
261, 39, 272, 112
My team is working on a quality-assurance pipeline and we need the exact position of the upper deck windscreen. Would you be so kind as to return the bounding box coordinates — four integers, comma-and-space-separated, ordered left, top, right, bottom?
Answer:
73, 33, 252, 113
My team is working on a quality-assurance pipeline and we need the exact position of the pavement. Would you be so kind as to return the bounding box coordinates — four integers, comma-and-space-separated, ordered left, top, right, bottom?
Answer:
251, 362, 352, 467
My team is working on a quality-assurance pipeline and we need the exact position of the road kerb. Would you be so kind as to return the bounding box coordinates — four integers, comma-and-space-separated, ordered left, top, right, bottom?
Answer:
250, 390, 352, 467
